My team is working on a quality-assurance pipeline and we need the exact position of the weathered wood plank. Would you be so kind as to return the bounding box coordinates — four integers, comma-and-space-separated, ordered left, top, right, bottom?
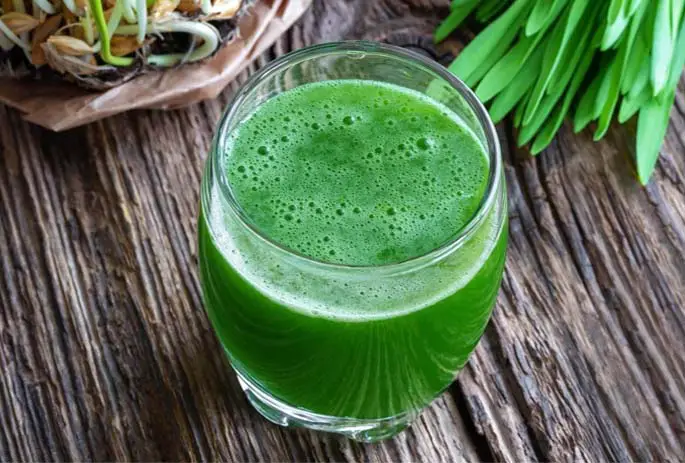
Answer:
1, 0, 685, 461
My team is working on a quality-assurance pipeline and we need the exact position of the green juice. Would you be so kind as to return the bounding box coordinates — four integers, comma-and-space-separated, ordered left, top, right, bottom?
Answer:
199, 80, 507, 420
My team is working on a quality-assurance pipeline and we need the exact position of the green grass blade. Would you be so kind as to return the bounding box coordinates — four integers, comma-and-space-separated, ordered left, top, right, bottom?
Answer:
519, 64, 584, 145
522, 0, 592, 125
574, 73, 602, 132
636, 91, 675, 184
521, 14, 566, 124
449, 0, 533, 84
594, 59, 623, 140
539, 0, 569, 31
631, 0, 684, 181
514, 98, 527, 127
462, 35, 534, 89
621, 35, 647, 94
595, 0, 648, 138
476, 33, 536, 102
519, 16, 596, 144
613, 0, 628, 22
451, 0, 481, 10
620, 0, 651, 98
476, 0, 510, 22
532, 0, 569, 33
489, 48, 544, 122
608, 0, 625, 24
530, 106, 562, 154
601, 9, 630, 50
594, 57, 617, 118
592, 54, 616, 113
435, 1, 479, 43
652, 0, 675, 95
618, 84, 651, 122
518, 94, 559, 145
478, 0, 568, 101
672, 0, 684, 34
666, 13, 685, 90
628, 0, 644, 15
526, 0, 554, 36
548, 3, 602, 94
629, 59, 651, 98
461, 46, 510, 87
530, 41, 595, 154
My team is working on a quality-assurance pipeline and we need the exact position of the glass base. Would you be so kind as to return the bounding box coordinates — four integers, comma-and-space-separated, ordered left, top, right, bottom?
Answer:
235, 371, 415, 442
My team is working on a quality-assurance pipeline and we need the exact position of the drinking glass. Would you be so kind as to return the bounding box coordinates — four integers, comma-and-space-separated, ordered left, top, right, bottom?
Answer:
198, 41, 507, 442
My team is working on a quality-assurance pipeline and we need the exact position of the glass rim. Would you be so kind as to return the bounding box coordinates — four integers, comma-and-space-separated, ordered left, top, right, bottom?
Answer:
211, 40, 502, 272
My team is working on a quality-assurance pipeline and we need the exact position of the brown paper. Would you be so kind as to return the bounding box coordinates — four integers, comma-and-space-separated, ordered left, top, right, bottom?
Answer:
0, 0, 311, 131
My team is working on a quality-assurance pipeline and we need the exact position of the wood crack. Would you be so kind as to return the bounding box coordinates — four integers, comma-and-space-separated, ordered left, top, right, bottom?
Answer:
449, 383, 496, 462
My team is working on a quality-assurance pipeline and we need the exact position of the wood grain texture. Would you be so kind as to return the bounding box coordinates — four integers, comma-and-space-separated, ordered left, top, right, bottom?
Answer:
1, 0, 684, 461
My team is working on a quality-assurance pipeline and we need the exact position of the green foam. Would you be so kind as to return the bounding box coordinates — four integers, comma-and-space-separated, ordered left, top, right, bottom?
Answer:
225, 80, 489, 266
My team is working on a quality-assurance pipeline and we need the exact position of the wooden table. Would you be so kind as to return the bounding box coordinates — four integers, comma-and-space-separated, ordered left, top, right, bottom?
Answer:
2, 1, 685, 461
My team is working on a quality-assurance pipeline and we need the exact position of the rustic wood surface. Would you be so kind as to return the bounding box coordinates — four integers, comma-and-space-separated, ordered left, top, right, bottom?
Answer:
2, 0, 685, 461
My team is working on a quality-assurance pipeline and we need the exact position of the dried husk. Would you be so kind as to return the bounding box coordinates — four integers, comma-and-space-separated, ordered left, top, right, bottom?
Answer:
33, 14, 64, 45
63, 8, 77, 23
30, 46, 45, 64
177, 0, 201, 14
60, 10, 87, 41
1, 12, 41, 34
110, 34, 152, 56
42, 40, 104, 74
103, 6, 115, 21
31, 13, 63, 65
206, 0, 240, 20
151, 0, 181, 20
46, 34, 94, 55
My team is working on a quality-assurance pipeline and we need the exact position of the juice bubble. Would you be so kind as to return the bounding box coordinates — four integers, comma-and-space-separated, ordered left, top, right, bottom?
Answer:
224, 80, 489, 267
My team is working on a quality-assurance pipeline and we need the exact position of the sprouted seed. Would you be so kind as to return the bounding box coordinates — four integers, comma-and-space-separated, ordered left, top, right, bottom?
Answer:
0, 0, 243, 76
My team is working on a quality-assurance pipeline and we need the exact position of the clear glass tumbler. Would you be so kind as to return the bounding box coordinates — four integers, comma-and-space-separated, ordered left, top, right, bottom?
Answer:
198, 41, 507, 442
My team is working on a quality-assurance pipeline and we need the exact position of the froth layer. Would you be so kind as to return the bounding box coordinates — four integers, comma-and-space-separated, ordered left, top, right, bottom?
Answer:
207, 185, 503, 321
224, 80, 489, 266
